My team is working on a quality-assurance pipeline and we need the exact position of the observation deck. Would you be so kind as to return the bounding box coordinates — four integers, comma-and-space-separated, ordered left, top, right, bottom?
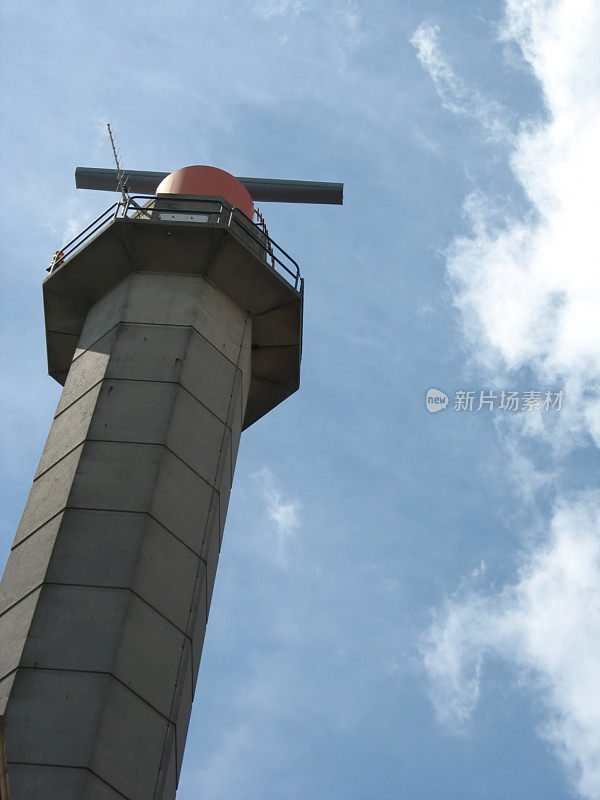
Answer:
43, 195, 303, 428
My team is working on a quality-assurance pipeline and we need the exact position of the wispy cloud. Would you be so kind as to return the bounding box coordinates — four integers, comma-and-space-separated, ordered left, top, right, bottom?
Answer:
253, 466, 301, 567
415, 1, 600, 796
410, 22, 513, 143
421, 492, 600, 798
251, 0, 307, 21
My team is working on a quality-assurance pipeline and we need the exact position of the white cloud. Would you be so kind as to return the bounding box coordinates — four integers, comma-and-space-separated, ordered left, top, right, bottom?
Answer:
421, 492, 600, 799
410, 22, 513, 143
253, 466, 301, 567
412, 6, 600, 449
493, 436, 557, 504
442, 0, 600, 450
251, 0, 307, 20
414, 2, 600, 796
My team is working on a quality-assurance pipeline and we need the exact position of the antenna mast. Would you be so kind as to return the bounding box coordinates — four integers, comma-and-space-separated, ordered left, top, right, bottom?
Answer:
106, 122, 129, 206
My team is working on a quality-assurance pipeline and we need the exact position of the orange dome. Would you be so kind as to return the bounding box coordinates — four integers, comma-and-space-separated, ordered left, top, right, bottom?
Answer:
155, 165, 254, 219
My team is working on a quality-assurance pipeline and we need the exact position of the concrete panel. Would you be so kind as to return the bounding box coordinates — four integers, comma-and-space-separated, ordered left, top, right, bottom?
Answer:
122, 274, 248, 365
162, 743, 178, 800
191, 278, 248, 365
7, 764, 87, 800
0, 671, 16, 714
112, 594, 186, 718
68, 441, 162, 512
14, 446, 82, 546
227, 368, 244, 431
90, 678, 171, 800
239, 317, 252, 406
36, 383, 101, 478
167, 387, 225, 485
3, 669, 108, 766
230, 385, 243, 468
0, 590, 40, 681
123, 273, 200, 328
206, 515, 221, 612
45, 510, 146, 589
105, 324, 190, 384
20, 586, 128, 672
83, 771, 138, 800
155, 724, 177, 800
227, 368, 245, 466
200, 491, 220, 562
88, 379, 178, 445
76, 277, 130, 354
174, 641, 194, 779
190, 562, 208, 685
132, 518, 199, 632
180, 330, 238, 422
151, 449, 213, 553
218, 444, 233, 545
215, 429, 233, 497
56, 327, 117, 415
0, 520, 58, 613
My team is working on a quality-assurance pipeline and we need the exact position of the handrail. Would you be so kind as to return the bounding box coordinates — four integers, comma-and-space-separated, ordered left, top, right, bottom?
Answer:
228, 205, 301, 289
46, 195, 302, 291
124, 195, 226, 219
47, 202, 121, 272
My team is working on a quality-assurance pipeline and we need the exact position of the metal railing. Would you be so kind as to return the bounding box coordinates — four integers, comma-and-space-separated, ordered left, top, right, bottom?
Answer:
47, 195, 302, 291
47, 202, 121, 272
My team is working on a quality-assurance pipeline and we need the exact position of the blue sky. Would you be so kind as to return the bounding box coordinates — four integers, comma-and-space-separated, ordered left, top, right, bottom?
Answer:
1, 1, 599, 798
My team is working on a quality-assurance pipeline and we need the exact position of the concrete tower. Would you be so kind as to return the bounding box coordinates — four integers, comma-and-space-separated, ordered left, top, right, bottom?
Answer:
0, 165, 340, 799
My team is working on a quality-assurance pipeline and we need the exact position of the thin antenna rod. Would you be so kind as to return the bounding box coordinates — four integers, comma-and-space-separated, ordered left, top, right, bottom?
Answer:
106, 122, 129, 206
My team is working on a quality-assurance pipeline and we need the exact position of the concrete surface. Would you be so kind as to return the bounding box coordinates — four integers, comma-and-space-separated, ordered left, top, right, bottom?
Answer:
0, 272, 252, 799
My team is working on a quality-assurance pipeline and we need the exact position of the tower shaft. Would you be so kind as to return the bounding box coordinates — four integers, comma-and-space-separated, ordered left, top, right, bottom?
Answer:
0, 272, 251, 799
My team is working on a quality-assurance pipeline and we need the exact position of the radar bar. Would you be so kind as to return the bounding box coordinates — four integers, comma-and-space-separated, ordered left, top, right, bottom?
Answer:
75, 167, 343, 205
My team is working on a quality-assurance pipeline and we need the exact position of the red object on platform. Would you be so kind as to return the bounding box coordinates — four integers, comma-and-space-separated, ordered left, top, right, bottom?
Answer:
155, 165, 254, 219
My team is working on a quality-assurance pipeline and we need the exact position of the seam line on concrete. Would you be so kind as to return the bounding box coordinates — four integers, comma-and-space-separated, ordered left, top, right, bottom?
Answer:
87, 768, 131, 799
3, 763, 131, 799
252, 374, 289, 386
65, 321, 120, 364
252, 343, 298, 349
31, 441, 85, 484
12, 506, 213, 563
32, 435, 224, 505
47, 582, 201, 638
0, 667, 17, 685
10, 510, 64, 552
88, 768, 131, 800
0, 585, 40, 625
53, 372, 236, 432
31, 439, 161, 485
11, 666, 178, 726
0, 578, 202, 639
53, 377, 103, 420
148, 512, 211, 562
45, 329, 79, 339
70, 318, 241, 372
251, 296, 300, 316
87, 768, 131, 800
